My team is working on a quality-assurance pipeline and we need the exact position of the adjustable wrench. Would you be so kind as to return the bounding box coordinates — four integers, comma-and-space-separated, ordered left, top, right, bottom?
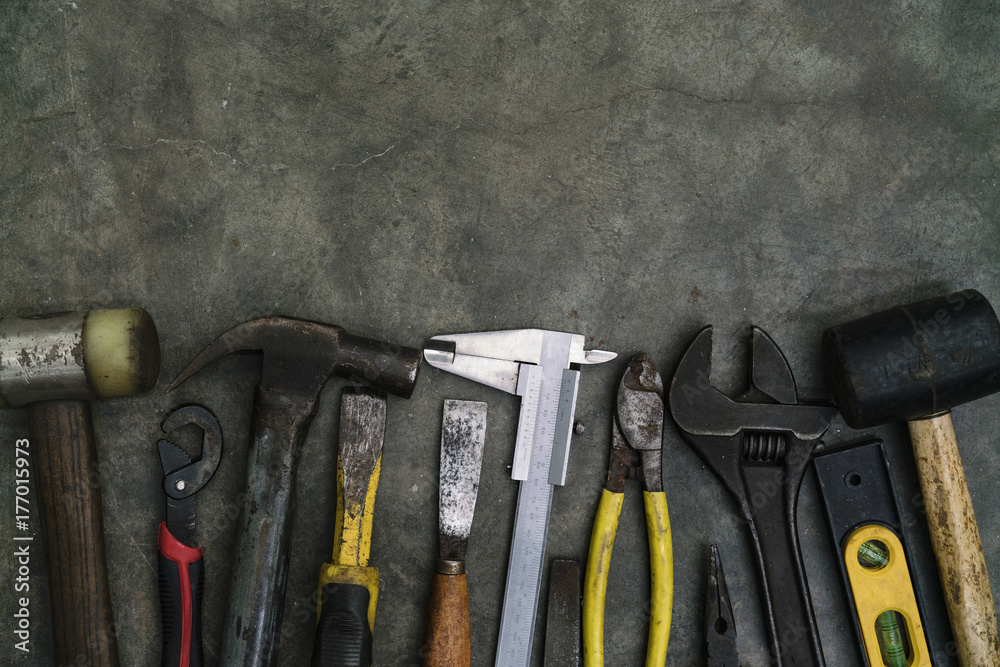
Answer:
668, 326, 836, 667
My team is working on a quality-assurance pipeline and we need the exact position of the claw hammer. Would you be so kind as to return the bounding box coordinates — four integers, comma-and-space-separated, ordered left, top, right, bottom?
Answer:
168, 316, 421, 666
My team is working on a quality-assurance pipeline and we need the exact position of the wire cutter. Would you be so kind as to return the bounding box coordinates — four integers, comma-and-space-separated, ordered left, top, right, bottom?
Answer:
583, 353, 673, 667
707, 544, 740, 667
157, 405, 223, 667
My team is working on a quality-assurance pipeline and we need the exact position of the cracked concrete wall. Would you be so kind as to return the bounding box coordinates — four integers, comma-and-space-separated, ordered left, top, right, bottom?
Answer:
1, 0, 998, 664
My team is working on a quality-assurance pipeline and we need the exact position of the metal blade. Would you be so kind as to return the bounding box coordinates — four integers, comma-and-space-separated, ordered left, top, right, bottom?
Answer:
439, 399, 488, 561
427, 329, 613, 366
707, 544, 739, 666
750, 327, 797, 405
338, 387, 387, 567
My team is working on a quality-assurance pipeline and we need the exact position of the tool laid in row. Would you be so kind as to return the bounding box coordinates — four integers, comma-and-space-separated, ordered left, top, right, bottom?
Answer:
705, 544, 739, 667
424, 329, 616, 666
9, 288, 1000, 666
814, 440, 932, 667
156, 404, 223, 667
422, 399, 488, 667
824, 289, 1000, 665
311, 387, 388, 667
167, 317, 422, 666
583, 353, 672, 667
670, 325, 837, 666
0, 307, 161, 666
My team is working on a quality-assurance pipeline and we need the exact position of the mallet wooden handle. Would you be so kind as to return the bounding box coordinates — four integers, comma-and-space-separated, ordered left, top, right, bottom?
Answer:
28, 400, 120, 666
422, 571, 471, 666
909, 413, 1000, 665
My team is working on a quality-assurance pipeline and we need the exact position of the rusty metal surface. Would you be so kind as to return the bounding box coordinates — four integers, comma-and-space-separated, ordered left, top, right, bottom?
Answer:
706, 545, 739, 667
0, 311, 91, 405
609, 353, 664, 494
543, 559, 582, 667
169, 316, 422, 401
166, 316, 419, 667
339, 388, 387, 518
437, 399, 487, 563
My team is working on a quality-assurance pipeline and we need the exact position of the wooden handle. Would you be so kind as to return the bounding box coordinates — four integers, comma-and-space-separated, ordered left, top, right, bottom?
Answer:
422, 571, 471, 666
27, 400, 120, 666
909, 413, 1000, 666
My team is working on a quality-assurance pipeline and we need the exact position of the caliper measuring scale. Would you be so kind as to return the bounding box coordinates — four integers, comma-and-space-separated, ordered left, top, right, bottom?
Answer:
424, 329, 615, 666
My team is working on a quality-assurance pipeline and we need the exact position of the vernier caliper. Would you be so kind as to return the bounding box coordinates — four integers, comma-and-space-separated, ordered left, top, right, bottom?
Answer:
424, 329, 616, 666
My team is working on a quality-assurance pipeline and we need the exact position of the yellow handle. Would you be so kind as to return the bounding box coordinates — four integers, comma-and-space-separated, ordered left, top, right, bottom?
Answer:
643, 491, 672, 667
583, 489, 624, 667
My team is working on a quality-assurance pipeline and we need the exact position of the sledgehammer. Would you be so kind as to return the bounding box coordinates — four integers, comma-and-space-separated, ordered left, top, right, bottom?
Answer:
824, 289, 1000, 666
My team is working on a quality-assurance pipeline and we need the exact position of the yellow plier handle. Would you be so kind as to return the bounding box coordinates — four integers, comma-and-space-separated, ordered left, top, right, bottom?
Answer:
644, 490, 672, 666
583, 489, 673, 667
584, 489, 624, 667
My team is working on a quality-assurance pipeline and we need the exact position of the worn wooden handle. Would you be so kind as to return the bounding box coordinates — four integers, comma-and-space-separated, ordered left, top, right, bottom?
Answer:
28, 400, 120, 666
422, 571, 471, 667
909, 413, 1000, 666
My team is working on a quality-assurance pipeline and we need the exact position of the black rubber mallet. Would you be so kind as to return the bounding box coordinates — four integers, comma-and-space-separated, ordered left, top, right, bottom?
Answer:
824, 289, 1000, 666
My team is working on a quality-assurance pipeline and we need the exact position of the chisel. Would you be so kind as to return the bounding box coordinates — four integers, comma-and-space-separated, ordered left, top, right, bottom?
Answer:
311, 387, 387, 667
422, 400, 488, 667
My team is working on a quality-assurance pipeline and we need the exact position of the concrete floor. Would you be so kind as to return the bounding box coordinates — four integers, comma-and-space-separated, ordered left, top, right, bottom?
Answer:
2, 0, 999, 664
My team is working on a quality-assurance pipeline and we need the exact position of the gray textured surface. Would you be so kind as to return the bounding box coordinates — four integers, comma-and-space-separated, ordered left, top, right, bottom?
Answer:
1, 0, 998, 664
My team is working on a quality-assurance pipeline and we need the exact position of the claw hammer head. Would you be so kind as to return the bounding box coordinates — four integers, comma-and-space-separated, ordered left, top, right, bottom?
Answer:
168, 316, 422, 400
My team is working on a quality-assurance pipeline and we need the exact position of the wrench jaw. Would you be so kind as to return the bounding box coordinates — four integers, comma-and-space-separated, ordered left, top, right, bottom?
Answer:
669, 326, 835, 667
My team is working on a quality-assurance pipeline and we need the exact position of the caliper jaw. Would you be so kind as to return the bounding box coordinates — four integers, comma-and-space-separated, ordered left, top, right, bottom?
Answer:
424, 329, 616, 483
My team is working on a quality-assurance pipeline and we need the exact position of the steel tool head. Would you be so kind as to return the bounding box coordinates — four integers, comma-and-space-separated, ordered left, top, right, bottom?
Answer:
158, 404, 223, 547
669, 326, 837, 440
158, 404, 223, 500
0, 308, 160, 407
423, 329, 616, 394
334, 387, 387, 568
706, 544, 739, 667
438, 399, 488, 565
167, 316, 421, 400
824, 289, 1000, 428
607, 353, 664, 493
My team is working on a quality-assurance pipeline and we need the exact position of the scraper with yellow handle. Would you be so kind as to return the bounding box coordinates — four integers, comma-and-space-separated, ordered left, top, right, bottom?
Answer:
312, 387, 387, 667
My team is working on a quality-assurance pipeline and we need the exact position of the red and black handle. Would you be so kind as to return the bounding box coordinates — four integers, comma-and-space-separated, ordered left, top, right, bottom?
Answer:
158, 522, 205, 667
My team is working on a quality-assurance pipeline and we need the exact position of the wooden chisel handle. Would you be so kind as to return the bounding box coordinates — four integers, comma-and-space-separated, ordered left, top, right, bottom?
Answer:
422, 569, 471, 667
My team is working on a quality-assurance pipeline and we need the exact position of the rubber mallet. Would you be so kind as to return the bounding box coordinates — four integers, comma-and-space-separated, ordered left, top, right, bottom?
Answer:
0, 308, 160, 666
824, 289, 1000, 666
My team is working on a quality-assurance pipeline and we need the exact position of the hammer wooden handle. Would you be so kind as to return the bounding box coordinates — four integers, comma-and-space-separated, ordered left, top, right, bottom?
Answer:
422, 572, 471, 667
909, 413, 1000, 665
28, 400, 120, 666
